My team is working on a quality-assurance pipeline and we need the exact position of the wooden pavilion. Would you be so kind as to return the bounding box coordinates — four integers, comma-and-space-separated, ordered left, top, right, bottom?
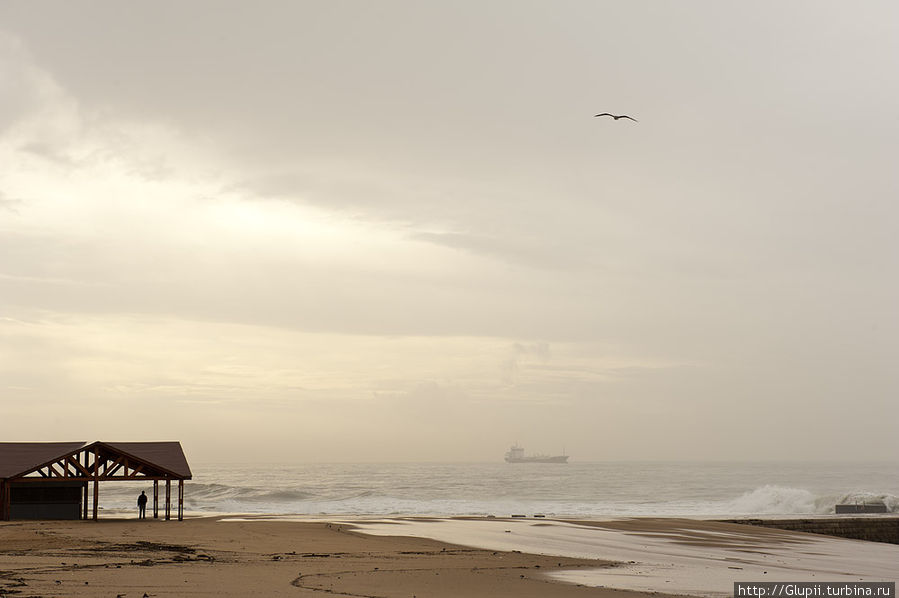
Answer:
0, 441, 192, 521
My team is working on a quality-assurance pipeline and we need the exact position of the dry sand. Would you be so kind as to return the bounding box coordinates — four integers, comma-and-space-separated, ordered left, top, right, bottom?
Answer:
0, 516, 678, 598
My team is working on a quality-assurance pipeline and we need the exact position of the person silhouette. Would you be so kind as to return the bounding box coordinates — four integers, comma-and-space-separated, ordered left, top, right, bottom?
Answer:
137, 490, 148, 520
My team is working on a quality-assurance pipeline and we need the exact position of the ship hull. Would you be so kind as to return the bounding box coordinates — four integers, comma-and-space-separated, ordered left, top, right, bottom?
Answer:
505, 455, 569, 463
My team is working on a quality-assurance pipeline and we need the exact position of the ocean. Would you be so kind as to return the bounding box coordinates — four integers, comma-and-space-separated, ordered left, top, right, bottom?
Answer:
97, 461, 899, 518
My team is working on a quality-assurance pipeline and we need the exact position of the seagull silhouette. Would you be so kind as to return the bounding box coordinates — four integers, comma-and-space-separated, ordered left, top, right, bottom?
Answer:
594, 113, 638, 122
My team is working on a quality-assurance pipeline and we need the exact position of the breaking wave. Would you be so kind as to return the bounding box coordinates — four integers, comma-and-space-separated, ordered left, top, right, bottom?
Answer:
725, 485, 899, 515
171, 483, 380, 512
183, 483, 316, 503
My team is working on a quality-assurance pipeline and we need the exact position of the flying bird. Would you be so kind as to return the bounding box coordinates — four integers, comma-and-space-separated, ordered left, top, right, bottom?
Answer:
594, 113, 638, 122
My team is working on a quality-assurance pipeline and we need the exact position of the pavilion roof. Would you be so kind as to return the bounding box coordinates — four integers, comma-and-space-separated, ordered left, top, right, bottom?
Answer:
0, 441, 191, 480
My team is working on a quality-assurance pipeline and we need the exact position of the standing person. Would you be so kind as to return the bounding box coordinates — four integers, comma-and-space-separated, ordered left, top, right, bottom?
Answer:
137, 490, 148, 520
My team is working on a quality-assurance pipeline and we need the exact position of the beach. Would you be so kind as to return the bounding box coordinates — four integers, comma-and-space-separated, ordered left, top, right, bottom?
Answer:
0, 516, 653, 598
2, 516, 897, 597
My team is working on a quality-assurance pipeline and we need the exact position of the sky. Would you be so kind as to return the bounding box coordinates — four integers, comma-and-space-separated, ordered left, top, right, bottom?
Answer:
0, 1, 897, 463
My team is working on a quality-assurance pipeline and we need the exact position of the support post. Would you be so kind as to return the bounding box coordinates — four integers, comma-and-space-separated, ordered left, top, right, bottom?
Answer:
153, 480, 159, 519
81, 451, 88, 520
92, 480, 99, 520
92, 446, 99, 521
178, 479, 184, 521
165, 479, 171, 521
0, 480, 7, 521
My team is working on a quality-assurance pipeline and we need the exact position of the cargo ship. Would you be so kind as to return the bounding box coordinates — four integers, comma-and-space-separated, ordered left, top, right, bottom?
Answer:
504, 444, 568, 464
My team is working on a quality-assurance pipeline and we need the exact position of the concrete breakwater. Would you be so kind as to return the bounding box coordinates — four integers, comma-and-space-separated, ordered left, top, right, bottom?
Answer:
724, 517, 899, 545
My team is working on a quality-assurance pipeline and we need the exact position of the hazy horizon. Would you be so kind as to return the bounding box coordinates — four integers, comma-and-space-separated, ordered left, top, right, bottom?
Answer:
1, 1, 897, 464
186, 457, 899, 465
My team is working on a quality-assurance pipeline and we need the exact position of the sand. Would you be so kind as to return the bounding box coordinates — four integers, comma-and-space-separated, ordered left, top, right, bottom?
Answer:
2, 516, 896, 597
0, 516, 674, 598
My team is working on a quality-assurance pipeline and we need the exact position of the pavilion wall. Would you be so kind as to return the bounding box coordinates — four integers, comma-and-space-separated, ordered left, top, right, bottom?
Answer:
8, 481, 86, 520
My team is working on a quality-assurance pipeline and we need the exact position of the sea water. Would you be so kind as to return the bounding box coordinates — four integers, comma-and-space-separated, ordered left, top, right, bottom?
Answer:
97, 461, 899, 517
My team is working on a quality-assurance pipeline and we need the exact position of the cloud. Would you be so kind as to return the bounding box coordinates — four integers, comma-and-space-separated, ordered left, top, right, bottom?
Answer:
410, 231, 592, 271
0, 33, 50, 134
0, 190, 23, 213
0, 4, 897, 461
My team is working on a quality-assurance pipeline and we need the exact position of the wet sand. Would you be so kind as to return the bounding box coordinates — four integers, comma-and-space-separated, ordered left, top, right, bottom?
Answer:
0, 516, 674, 597
350, 517, 899, 596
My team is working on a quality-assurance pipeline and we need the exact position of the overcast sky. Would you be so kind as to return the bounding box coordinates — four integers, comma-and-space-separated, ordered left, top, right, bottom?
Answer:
1, 1, 897, 463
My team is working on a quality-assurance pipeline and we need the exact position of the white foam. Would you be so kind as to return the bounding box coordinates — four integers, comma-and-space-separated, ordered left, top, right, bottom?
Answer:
727, 485, 822, 514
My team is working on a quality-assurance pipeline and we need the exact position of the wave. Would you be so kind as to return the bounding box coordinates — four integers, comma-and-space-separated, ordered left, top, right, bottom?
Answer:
181, 483, 377, 506
726, 485, 899, 515
184, 483, 316, 504
832, 491, 899, 513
